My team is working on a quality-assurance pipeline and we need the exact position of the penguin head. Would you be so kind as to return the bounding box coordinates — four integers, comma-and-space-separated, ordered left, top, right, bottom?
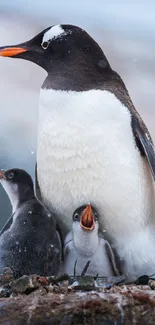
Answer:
0, 24, 111, 72
0, 169, 34, 210
73, 204, 99, 232
72, 204, 99, 253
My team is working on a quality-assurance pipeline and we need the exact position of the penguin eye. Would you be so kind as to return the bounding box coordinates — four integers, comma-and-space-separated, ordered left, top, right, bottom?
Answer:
94, 212, 98, 220
8, 172, 14, 180
74, 213, 79, 220
41, 41, 50, 50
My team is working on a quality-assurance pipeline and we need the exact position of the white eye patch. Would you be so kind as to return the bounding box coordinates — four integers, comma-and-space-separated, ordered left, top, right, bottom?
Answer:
0, 181, 19, 213
42, 25, 67, 43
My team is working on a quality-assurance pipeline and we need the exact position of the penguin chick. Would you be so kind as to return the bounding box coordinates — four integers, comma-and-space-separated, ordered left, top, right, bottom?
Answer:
62, 204, 120, 277
0, 168, 62, 278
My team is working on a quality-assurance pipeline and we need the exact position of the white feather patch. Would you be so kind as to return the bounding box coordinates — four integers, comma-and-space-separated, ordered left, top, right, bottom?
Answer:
42, 25, 67, 42
37, 88, 155, 276
0, 180, 19, 214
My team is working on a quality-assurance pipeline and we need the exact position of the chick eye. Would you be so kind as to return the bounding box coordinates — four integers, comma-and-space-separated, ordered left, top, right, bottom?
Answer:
8, 172, 14, 179
41, 41, 49, 50
94, 212, 98, 220
74, 213, 79, 220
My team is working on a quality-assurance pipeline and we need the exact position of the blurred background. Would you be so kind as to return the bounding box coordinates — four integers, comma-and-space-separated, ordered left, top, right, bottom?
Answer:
0, 0, 155, 228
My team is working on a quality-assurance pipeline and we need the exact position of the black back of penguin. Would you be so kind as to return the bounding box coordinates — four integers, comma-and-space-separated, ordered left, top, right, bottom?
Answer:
0, 169, 62, 278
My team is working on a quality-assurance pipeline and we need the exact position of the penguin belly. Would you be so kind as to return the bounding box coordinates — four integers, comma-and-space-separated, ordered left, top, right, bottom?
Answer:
63, 240, 114, 277
37, 89, 155, 276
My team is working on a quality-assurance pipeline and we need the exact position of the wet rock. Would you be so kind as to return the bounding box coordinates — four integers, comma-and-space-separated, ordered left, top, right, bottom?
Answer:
0, 267, 14, 285
149, 279, 155, 290
0, 273, 155, 324
37, 276, 49, 286
11, 275, 41, 294
135, 275, 149, 285
95, 275, 127, 289
48, 274, 70, 285
59, 280, 69, 294
0, 287, 155, 325
29, 286, 48, 297
0, 284, 11, 297
68, 276, 96, 291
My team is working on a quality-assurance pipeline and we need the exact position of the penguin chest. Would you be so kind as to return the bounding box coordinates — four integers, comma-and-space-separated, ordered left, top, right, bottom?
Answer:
37, 89, 154, 239
63, 239, 114, 277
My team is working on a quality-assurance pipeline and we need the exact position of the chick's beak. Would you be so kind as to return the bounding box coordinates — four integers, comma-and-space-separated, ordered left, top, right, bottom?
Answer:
80, 204, 95, 231
0, 170, 6, 180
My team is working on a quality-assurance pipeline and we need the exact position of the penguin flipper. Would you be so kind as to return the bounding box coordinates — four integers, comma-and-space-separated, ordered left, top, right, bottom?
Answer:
56, 222, 64, 261
105, 240, 120, 276
35, 163, 42, 201
0, 215, 13, 236
132, 115, 155, 181
63, 232, 73, 256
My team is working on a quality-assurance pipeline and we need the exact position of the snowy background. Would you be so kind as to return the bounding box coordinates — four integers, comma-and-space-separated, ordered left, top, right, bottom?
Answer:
0, 0, 155, 228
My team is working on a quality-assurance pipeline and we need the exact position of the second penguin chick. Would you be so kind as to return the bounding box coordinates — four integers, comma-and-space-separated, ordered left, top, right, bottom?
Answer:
63, 204, 120, 277
0, 168, 62, 278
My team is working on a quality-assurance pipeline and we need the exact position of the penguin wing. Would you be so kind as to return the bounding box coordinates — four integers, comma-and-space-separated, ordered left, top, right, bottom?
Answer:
35, 163, 42, 201
64, 232, 73, 254
132, 115, 155, 181
104, 240, 120, 276
56, 222, 64, 261
0, 215, 13, 236
45, 212, 64, 262
63, 232, 74, 261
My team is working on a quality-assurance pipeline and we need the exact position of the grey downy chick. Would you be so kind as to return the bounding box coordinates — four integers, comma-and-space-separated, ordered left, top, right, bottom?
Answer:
0, 168, 62, 278
63, 204, 120, 277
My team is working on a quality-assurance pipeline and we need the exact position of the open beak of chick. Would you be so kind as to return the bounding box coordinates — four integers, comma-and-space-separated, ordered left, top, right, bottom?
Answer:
80, 204, 95, 231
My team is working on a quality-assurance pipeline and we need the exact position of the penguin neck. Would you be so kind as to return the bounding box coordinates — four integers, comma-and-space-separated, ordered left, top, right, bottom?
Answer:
1, 181, 35, 214
17, 186, 35, 208
9, 191, 19, 215
73, 225, 99, 256
42, 54, 112, 92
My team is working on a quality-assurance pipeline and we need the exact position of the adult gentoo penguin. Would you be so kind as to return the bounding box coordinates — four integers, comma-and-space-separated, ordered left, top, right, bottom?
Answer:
0, 25, 155, 276
63, 204, 120, 276
0, 168, 62, 278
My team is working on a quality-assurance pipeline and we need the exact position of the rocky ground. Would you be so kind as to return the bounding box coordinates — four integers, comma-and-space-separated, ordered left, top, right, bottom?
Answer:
0, 269, 155, 324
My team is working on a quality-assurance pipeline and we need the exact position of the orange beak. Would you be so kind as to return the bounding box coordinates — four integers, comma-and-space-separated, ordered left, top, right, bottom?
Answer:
0, 47, 27, 57
0, 170, 6, 179
80, 204, 95, 231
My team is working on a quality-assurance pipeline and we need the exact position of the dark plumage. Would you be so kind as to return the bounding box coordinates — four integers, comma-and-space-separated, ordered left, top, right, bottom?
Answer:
0, 168, 62, 278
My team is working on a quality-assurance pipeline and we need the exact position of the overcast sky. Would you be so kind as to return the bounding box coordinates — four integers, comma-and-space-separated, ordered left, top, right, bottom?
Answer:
0, 0, 155, 228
